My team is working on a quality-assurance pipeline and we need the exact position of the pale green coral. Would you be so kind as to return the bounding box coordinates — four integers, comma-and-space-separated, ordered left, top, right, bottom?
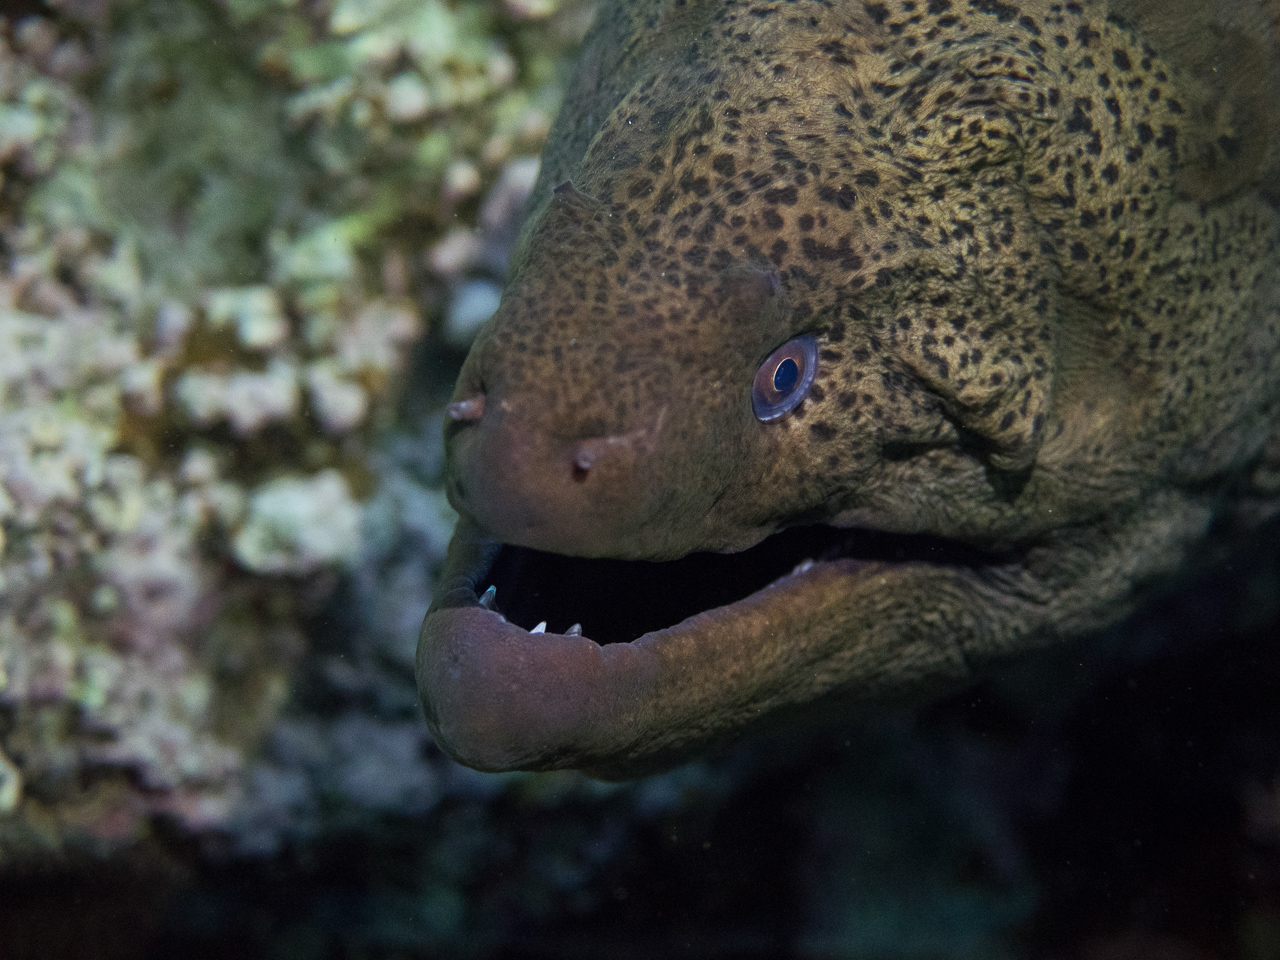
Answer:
205, 286, 289, 350
233, 470, 363, 575
175, 358, 301, 435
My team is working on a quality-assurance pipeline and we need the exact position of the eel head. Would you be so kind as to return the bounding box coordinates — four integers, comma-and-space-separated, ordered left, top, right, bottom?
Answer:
417, 0, 1280, 778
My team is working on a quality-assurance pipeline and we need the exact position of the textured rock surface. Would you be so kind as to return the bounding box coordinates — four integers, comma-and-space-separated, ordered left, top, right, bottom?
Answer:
0, 0, 589, 863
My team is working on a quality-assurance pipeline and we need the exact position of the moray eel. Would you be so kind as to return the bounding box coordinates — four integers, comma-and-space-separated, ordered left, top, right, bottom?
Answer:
417, 0, 1280, 777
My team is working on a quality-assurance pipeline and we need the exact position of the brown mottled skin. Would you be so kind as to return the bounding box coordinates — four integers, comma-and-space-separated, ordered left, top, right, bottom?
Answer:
417, 0, 1280, 777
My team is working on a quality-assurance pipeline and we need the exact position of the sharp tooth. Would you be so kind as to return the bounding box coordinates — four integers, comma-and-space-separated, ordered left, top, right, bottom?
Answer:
478, 585, 497, 610
792, 559, 816, 576
531, 621, 547, 634
566, 623, 583, 636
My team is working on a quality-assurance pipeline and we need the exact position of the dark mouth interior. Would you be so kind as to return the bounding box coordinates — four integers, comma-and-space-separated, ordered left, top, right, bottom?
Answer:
484, 524, 1002, 644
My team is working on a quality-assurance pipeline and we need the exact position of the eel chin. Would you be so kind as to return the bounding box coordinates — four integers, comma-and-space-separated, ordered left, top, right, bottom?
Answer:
416, 520, 993, 776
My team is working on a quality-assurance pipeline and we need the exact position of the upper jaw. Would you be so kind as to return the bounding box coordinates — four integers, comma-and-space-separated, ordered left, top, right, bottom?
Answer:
423, 518, 815, 642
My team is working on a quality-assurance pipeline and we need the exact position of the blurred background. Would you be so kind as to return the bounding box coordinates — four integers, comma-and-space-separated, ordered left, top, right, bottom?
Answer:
1, 2, 1280, 957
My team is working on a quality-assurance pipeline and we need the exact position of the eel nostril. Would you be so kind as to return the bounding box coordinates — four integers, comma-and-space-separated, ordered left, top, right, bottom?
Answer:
447, 393, 486, 422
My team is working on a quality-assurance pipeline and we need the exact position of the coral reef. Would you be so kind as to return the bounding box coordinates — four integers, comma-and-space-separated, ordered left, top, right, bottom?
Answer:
1, 19, 245, 858
0, 0, 590, 864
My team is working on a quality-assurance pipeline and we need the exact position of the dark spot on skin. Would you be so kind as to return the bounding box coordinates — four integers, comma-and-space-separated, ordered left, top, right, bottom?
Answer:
764, 185, 800, 205
864, 2, 890, 25
1065, 98, 1093, 135
969, 0, 1020, 24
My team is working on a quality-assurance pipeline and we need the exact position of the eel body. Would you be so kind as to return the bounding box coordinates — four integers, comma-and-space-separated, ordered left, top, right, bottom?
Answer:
418, 0, 1280, 777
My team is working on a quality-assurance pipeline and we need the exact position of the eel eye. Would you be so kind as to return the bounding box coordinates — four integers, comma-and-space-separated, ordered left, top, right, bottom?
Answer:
752, 334, 818, 421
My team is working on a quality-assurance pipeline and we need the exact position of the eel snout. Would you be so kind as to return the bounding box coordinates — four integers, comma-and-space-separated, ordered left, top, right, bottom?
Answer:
444, 388, 668, 557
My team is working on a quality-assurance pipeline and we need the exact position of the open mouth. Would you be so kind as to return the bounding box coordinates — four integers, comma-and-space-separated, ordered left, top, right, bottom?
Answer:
465, 523, 1002, 643
418, 518, 1011, 773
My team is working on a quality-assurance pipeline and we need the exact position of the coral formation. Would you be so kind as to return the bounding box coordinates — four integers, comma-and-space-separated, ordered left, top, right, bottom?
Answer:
0, 0, 591, 864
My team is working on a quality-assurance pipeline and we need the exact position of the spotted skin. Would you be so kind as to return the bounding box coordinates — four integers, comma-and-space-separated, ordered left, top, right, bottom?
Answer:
418, 0, 1280, 776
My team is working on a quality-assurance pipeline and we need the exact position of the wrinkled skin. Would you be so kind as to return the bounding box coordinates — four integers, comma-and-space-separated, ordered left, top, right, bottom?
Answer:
418, 0, 1280, 778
